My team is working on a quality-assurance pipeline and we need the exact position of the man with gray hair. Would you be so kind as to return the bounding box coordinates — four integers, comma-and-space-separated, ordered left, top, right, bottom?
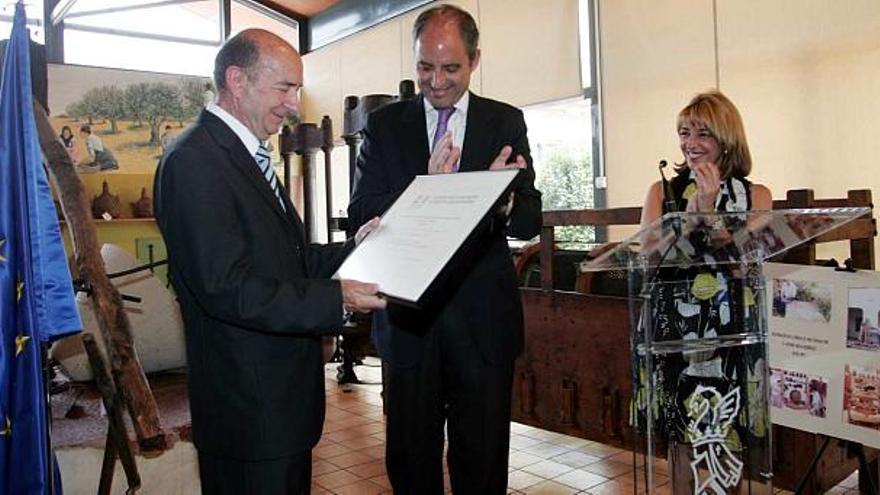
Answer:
154, 29, 384, 494
349, 4, 542, 493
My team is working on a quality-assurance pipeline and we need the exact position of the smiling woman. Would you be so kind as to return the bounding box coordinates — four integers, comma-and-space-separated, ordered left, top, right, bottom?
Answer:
640, 90, 772, 227
632, 90, 776, 495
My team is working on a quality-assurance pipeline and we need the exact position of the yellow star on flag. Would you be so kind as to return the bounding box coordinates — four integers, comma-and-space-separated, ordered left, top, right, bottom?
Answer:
15, 334, 30, 356
0, 416, 10, 436
0, 238, 6, 263
16, 280, 24, 302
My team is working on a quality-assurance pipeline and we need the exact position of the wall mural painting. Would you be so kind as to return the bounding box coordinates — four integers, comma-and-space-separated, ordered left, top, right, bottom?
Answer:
49, 64, 212, 175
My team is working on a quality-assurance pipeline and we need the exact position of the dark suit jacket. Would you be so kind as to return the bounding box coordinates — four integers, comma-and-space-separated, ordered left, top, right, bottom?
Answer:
154, 110, 352, 461
348, 93, 542, 367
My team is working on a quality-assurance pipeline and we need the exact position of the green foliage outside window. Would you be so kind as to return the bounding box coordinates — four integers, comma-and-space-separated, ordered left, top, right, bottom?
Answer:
535, 150, 595, 247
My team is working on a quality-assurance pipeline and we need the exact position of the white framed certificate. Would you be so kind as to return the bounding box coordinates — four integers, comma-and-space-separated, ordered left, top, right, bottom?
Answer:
335, 169, 519, 305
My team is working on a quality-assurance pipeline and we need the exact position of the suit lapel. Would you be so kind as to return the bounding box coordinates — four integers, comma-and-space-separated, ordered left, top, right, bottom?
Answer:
460, 93, 496, 172
200, 111, 305, 236
400, 96, 430, 176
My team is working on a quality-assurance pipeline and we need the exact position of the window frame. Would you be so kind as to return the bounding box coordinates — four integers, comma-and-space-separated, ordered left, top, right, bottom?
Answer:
42, 0, 300, 75
582, 0, 607, 241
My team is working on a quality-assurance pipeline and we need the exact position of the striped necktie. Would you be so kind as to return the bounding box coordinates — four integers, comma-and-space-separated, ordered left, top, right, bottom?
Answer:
255, 143, 285, 211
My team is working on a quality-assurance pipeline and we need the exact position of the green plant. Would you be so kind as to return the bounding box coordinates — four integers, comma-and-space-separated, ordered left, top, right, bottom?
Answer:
534, 150, 594, 245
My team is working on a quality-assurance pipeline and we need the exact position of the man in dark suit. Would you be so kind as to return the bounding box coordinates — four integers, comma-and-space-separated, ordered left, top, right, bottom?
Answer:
154, 29, 385, 495
348, 5, 542, 493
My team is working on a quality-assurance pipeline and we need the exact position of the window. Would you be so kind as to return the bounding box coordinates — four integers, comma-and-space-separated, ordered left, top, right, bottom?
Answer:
0, 2, 44, 43
62, 0, 222, 76
524, 97, 594, 246
57, 1, 299, 76
522, 0, 603, 248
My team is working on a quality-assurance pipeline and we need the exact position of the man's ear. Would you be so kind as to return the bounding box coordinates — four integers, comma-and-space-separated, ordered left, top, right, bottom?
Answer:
470, 48, 481, 72
225, 65, 246, 98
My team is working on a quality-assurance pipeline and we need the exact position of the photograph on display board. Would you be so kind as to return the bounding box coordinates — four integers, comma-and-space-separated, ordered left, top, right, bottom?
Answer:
808, 376, 828, 418
770, 368, 784, 408
847, 288, 880, 351
770, 367, 827, 418
751, 226, 787, 254
784, 212, 837, 239
844, 365, 880, 429
771, 278, 832, 323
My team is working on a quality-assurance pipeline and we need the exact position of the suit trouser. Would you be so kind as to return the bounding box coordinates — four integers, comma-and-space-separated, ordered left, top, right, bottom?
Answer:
384, 320, 514, 495
197, 449, 311, 495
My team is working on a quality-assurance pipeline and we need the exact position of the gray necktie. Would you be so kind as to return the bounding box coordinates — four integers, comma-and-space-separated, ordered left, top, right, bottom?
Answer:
255, 143, 285, 211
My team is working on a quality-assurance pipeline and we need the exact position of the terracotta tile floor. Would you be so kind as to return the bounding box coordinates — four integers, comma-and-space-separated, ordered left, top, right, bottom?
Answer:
313, 358, 861, 494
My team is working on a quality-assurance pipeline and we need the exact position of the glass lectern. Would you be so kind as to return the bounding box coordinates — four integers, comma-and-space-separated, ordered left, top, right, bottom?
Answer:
582, 207, 870, 494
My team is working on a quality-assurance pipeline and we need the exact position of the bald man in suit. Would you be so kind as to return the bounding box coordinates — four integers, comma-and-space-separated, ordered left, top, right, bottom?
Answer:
155, 29, 384, 494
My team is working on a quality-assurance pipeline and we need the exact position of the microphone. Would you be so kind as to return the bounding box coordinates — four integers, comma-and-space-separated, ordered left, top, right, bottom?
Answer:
658, 160, 677, 213
645, 159, 679, 285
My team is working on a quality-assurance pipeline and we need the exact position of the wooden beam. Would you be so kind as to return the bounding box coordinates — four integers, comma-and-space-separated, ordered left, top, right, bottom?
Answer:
33, 101, 167, 452
83, 334, 141, 495
543, 208, 641, 227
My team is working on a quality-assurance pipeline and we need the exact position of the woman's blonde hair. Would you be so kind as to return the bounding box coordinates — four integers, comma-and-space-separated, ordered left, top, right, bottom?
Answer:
676, 90, 752, 179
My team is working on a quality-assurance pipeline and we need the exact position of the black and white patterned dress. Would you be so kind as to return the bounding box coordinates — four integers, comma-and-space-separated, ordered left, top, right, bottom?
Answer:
635, 170, 768, 450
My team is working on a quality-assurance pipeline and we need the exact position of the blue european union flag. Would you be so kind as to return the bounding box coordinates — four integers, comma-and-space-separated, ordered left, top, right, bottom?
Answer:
0, 3, 83, 494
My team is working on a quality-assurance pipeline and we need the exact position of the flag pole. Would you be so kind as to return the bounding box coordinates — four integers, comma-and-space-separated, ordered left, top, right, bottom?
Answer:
41, 342, 56, 495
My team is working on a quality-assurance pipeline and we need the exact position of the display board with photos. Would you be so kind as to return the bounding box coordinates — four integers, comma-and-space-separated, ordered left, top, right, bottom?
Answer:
767, 262, 880, 448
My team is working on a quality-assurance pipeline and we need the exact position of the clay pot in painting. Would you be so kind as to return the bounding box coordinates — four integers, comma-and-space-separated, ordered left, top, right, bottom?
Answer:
92, 180, 121, 219
131, 187, 153, 218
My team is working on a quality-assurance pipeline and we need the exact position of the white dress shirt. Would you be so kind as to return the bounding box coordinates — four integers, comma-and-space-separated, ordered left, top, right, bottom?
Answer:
206, 102, 261, 157
424, 91, 470, 160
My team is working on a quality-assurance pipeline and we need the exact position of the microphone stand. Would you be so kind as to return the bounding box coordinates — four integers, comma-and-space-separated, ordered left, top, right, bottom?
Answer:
658, 159, 716, 253
659, 160, 678, 215
645, 160, 682, 286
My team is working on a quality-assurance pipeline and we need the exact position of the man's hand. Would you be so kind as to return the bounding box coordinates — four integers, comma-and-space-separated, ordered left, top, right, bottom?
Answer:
354, 217, 381, 245
341, 279, 386, 313
488, 145, 527, 171
487, 146, 524, 217
499, 191, 515, 217
427, 131, 461, 174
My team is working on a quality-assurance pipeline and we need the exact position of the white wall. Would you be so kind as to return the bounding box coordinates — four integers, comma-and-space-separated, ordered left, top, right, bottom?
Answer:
301, 0, 582, 139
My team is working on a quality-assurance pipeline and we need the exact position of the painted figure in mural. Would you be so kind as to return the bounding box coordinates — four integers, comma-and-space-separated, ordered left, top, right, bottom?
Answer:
59, 125, 79, 164
159, 125, 175, 154
79, 124, 118, 171
202, 81, 215, 107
